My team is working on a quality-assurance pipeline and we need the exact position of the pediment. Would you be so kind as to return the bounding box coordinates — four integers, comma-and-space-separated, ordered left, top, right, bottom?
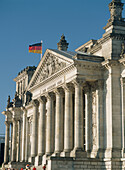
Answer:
28, 49, 73, 89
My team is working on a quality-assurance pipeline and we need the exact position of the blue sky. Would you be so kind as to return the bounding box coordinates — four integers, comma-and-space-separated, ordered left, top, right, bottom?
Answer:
0, 0, 123, 134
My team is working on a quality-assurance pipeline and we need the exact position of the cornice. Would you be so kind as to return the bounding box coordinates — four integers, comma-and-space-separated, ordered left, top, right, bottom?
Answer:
74, 60, 103, 70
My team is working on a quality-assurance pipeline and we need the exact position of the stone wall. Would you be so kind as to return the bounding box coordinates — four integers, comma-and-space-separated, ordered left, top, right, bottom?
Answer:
41, 157, 125, 170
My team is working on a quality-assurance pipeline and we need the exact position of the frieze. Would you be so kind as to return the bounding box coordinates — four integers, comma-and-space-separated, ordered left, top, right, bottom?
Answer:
42, 79, 64, 93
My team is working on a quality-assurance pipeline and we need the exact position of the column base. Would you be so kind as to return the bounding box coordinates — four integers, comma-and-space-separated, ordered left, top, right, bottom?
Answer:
52, 152, 61, 157
38, 155, 43, 165
70, 148, 87, 158
46, 152, 53, 157
31, 156, 35, 163
97, 149, 105, 158
105, 148, 122, 158
60, 150, 71, 157
86, 150, 91, 158
122, 149, 125, 158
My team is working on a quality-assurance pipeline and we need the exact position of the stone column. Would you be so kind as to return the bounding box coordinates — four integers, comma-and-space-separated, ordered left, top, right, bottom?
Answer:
10, 123, 13, 161
96, 80, 104, 158
21, 108, 27, 162
61, 84, 73, 156
19, 119, 22, 162
11, 119, 18, 162
4, 121, 10, 163
17, 120, 21, 162
121, 78, 125, 157
25, 117, 28, 162
38, 96, 46, 161
31, 100, 39, 162
84, 84, 92, 156
71, 81, 87, 157
46, 93, 55, 156
55, 88, 64, 155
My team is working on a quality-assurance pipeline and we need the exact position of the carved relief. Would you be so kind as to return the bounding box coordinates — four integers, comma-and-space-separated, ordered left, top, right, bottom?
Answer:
92, 91, 97, 150
32, 53, 67, 87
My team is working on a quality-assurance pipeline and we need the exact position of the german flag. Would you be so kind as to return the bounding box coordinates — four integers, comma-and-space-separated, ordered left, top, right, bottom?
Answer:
29, 42, 42, 54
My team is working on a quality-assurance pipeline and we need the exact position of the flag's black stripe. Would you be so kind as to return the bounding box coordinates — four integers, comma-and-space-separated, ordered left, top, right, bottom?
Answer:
29, 43, 42, 47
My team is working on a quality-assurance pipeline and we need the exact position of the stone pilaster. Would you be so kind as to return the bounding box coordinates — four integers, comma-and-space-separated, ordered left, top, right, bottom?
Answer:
121, 78, 125, 157
21, 108, 27, 162
46, 93, 55, 156
61, 84, 73, 156
10, 123, 13, 161
4, 121, 10, 163
25, 117, 28, 162
38, 96, 46, 162
31, 99, 39, 162
103, 60, 122, 158
54, 88, 64, 155
17, 120, 21, 162
96, 80, 104, 158
84, 84, 92, 156
11, 119, 18, 162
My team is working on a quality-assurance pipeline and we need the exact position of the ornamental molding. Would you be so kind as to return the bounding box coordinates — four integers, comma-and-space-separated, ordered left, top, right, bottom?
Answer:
74, 61, 103, 70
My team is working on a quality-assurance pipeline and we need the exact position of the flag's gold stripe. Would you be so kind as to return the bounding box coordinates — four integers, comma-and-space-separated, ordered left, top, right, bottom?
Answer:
29, 50, 42, 54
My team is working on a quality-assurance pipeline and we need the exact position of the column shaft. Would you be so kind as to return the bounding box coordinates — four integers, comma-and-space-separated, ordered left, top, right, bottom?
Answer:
97, 80, 104, 158
121, 78, 125, 156
4, 122, 10, 163
22, 109, 27, 161
25, 117, 28, 161
85, 87, 91, 152
11, 120, 17, 162
74, 84, 83, 149
31, 100, 38, 158
38, 97, 46, 156
46, 93, 54, 155
10, 123, 13, 161
64, 87, 73, 152
17, 121, 21, 161
55, 89, 64, 153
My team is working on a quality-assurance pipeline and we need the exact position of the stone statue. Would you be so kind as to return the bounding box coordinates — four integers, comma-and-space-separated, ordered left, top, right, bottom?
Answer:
120, 43, 125, 58
7, 95, 13, 108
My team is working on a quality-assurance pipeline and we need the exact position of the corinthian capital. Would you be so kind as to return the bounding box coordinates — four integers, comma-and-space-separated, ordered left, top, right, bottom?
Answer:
83, 82, 91, 93
97, 80, 104, 89
54, 87, 64, 96
63, 83, 74, 92
38, 96, 47, 104
5, 121, 10, 127
32, 99, 39, 107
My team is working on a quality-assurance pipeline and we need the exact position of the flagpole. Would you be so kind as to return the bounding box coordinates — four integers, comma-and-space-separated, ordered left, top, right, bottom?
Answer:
41, 40, 43, 59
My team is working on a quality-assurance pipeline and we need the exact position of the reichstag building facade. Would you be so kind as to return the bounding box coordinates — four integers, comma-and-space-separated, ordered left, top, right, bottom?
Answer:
2, 0, 125, 169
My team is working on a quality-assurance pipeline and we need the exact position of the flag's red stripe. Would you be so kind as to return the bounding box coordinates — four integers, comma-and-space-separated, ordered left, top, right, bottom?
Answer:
29, 46, 42, 51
